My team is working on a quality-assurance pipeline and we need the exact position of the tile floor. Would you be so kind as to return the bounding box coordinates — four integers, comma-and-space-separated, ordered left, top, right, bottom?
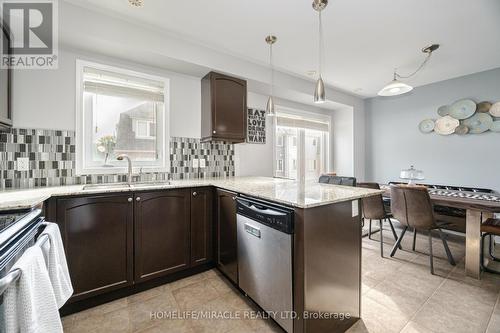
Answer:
62, 227, 500, 333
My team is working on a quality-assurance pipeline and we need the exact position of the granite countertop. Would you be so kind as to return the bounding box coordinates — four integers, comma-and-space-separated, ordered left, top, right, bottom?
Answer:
0, 177, 383, 211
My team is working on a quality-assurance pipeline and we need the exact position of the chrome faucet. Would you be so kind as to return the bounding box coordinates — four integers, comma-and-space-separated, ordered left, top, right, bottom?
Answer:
117, 154, 133, 185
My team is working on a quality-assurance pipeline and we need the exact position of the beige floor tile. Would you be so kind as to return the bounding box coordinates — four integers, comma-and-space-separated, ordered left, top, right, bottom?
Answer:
135, 318, 193, 333
364, 277, 433, 317
127, 285, 168, 304
168, 273, 208, 291
206, 275, 237, 295
63, 297, 129, 323
400, 321, 438, 333
487, 300, 500, 333
172, 279, 220, 311
359, 297, 410, 333
412, 278, 498, 333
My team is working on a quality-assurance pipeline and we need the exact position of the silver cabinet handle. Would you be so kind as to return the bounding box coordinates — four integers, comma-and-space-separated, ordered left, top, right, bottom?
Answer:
193, 191, 197, 197
128, 198, 133, 202
136, 197, 141, 201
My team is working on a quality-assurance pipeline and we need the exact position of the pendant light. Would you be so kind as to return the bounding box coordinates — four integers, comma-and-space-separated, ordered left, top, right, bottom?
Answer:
378, 44, 439, 97
265, 35, 277, 116
313, 0, 327, 104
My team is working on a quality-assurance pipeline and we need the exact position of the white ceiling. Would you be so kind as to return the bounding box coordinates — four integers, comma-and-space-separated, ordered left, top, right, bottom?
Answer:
66, 0, 500, 97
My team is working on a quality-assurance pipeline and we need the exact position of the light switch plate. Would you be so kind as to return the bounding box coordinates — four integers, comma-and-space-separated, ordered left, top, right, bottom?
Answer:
17, 157, 29, 171
199, 159, 206, 168
192, 159, 199, 168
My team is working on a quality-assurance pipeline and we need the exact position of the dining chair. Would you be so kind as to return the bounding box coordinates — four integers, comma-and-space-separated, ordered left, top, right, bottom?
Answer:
389, 184, 456, 274
318, 175, 357, 187
358, 182, 400, 257
480, 218, 500, 274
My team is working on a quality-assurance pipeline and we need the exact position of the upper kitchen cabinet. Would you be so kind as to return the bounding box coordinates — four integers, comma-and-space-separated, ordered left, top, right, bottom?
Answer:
201, 72, 247, 143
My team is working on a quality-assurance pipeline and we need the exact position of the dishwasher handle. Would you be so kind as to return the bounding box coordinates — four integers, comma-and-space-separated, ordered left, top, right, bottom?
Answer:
244, 223, 261, 238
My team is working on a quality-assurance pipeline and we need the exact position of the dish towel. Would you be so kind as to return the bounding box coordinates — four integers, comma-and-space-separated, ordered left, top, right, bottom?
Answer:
40, 223, 74, 308
3, 246, 63, 333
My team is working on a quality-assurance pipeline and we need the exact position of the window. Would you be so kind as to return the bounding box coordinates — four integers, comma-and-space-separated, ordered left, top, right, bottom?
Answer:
274, 111, 329, 181
76, 60, 169, 174
277, 160, 284, 172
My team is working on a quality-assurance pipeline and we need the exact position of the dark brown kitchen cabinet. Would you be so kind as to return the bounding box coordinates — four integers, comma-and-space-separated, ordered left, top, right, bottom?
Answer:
215, 188, 238, 283
56, 194, 134, 302
201, 71, 247, 143
190, 187, 213, 266
134, 189, 191, 282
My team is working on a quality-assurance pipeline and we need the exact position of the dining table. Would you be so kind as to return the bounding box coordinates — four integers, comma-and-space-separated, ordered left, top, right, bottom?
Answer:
381, 185, 500, 279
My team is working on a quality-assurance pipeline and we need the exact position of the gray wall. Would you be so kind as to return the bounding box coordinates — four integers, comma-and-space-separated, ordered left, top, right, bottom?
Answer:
365, 68, 500, 191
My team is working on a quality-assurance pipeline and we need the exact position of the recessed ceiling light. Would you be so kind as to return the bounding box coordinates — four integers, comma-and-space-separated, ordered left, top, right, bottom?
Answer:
128, 0, 144, 7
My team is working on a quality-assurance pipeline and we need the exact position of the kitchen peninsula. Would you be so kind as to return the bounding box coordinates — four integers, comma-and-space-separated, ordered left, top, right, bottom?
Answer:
0, 177, 381, 333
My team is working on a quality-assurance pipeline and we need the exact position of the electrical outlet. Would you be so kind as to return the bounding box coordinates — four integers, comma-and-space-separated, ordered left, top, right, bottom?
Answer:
192, 159, 199, 168
199, 159, 206, 168
17, 157, 29, 171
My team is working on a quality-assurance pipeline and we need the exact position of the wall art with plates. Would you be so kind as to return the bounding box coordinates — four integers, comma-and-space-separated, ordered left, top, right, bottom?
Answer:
419, 100, 500, 135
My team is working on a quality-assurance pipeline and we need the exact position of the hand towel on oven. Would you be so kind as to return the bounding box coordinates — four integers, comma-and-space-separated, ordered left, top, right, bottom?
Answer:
3, 246, 63, 333
40, 223, 73, 308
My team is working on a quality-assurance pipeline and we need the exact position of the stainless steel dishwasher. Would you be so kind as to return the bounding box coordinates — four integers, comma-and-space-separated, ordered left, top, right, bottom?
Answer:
236, 197, 294, 333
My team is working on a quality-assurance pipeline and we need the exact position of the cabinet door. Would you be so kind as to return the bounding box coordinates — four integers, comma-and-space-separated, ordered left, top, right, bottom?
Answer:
190, 187, 213, 266
134, 189, 190, 282
216, 188, 238, 283
56, 194, 134, 302
212, 74, 247, 141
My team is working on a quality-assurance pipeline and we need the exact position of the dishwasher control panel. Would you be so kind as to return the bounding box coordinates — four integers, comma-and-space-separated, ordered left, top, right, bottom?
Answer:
236, 197, 294, 234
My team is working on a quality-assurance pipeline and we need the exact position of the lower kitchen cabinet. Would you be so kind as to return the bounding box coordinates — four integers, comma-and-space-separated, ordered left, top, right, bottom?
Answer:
134, 189, 191, 282
56, 194, 134, 302
215, 188, 238, 284
190, 187, 213, 266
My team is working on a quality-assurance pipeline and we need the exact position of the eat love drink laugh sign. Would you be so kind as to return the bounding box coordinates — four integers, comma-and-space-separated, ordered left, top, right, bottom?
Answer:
247, 108, 266, 144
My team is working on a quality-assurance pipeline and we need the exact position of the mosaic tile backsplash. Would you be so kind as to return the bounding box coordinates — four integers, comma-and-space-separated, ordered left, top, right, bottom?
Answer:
0, 128, 235, 189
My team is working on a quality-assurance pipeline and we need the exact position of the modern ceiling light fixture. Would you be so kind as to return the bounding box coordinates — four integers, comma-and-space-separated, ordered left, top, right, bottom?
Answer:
265, 35, 277, 116
128, 0, 144, 8
312, 0, 328, 104
378, 44, 440, 97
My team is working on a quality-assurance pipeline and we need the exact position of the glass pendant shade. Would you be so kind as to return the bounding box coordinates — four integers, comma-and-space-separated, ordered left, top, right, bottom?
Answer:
266, 96, 275, 116
314, 76, 325, 103
377, 79, 413, 97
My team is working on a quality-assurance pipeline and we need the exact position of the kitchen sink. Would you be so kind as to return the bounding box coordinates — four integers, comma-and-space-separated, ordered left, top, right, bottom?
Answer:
82, 183, 131, 191
130, 181, 172, 188
83, 181, 171, 191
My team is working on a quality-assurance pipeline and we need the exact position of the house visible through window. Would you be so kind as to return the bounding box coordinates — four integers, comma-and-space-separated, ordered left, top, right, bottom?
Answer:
76, 60, 169, 174
274, 112, 329, 180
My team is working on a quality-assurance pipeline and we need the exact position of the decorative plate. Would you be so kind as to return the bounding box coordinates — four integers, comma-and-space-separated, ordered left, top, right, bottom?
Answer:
490, 102, 500, 117
454, 124, 469, 135
419, 119, 435, 133
476, 101, 492, 113
434, 116, 460, 135
449, 99, 476, 120
462, 113, 493, 134
437, 105, 451, 117
490, 121, 500, 132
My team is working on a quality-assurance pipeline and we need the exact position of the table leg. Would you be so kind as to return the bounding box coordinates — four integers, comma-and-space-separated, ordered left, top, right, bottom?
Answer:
465, 209, 493, 279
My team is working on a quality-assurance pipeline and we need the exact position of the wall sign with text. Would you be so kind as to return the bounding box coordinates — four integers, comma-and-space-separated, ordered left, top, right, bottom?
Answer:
247, 108, 266, 144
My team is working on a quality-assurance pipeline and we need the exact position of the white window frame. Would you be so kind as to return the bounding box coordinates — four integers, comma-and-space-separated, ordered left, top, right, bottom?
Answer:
273, 106, 330, 181
75, 59, 170, 175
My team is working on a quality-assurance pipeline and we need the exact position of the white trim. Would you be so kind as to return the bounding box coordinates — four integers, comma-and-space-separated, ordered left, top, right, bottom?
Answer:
75, 59, 170, 175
